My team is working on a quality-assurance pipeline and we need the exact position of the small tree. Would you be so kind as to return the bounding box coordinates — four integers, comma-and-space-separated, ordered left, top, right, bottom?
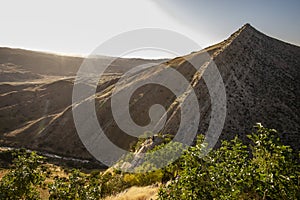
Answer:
0, 150, 46, 200
247, 123, 300, 199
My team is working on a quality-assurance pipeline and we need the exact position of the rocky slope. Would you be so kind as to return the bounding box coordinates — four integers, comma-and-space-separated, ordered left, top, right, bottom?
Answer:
156, 23, 300, 150
0, 24, 299, 161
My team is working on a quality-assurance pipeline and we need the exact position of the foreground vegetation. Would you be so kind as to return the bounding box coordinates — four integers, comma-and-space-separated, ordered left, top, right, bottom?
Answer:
158, 124, 300, 199
0, 124, 299, 199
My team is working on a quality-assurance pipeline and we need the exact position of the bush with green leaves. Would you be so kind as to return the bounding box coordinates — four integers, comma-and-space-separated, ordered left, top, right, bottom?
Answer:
48, 169, 99, 200
117, 133, 184, 186
0, 150, 47, 200
247, 124, 299, 198
48, 169, 129, 199
158, 124, 300, 199
123, 170, 163, 186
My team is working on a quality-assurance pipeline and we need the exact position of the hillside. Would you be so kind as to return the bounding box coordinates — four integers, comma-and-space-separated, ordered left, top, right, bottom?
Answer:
0, 24, 299, 162
0, 48, 165, 160
159, 23, 300, 149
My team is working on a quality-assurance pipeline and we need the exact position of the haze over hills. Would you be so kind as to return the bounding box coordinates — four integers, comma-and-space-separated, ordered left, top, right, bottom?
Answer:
0, 48, 166, 160
0, 24, 299, 162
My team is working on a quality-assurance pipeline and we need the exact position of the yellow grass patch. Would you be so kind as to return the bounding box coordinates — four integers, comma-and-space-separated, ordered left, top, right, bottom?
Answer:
105, 185, 159, 200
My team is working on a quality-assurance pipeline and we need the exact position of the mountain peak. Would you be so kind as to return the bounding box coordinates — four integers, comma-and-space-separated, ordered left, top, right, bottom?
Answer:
233, 23, 257, 37
203, 23, 259, 56
240, 23, 259, 33
243, 23, 252, 28
219, 23, 263, 51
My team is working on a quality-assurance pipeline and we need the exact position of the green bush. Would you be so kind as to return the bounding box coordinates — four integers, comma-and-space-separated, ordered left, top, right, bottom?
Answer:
0, 150, 47, 200
48, 169, 101, 200
158, 124, 300, 199
123, 170, 163, 186
48, 170, 129, 199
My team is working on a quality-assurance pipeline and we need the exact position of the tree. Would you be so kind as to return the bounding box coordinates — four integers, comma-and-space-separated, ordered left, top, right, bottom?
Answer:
0, 150, 46, 200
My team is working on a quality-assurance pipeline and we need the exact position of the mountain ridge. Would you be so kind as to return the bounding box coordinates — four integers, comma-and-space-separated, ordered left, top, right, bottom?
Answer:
0, 24, 299, 161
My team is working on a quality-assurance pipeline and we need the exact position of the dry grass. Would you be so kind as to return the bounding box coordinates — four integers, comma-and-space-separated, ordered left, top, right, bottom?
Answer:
0, 169, 9, 180
105, 185, 159, 200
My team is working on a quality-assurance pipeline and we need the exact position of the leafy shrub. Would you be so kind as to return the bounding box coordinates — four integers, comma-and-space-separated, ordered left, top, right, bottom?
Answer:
48, 169, 100, 200
48, 169, 129, 199
123, 170, 163, 186
247, 124, 300, 199
0, 150, 47, 200
97, 171, 129, 197
158, 124, 300, 199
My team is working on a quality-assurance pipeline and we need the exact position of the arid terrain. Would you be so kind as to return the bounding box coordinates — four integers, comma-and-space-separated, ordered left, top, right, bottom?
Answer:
0, 24, 299, 161
0, 48, 166, 160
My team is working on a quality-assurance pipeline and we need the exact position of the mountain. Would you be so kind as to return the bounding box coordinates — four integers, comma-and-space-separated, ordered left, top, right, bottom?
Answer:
0, 48, 166, 159
152, 23, 300, 149
0, 24, 299, 161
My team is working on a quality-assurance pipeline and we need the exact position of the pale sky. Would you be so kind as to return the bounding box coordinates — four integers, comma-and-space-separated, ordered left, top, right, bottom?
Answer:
1, 0, 299, 58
